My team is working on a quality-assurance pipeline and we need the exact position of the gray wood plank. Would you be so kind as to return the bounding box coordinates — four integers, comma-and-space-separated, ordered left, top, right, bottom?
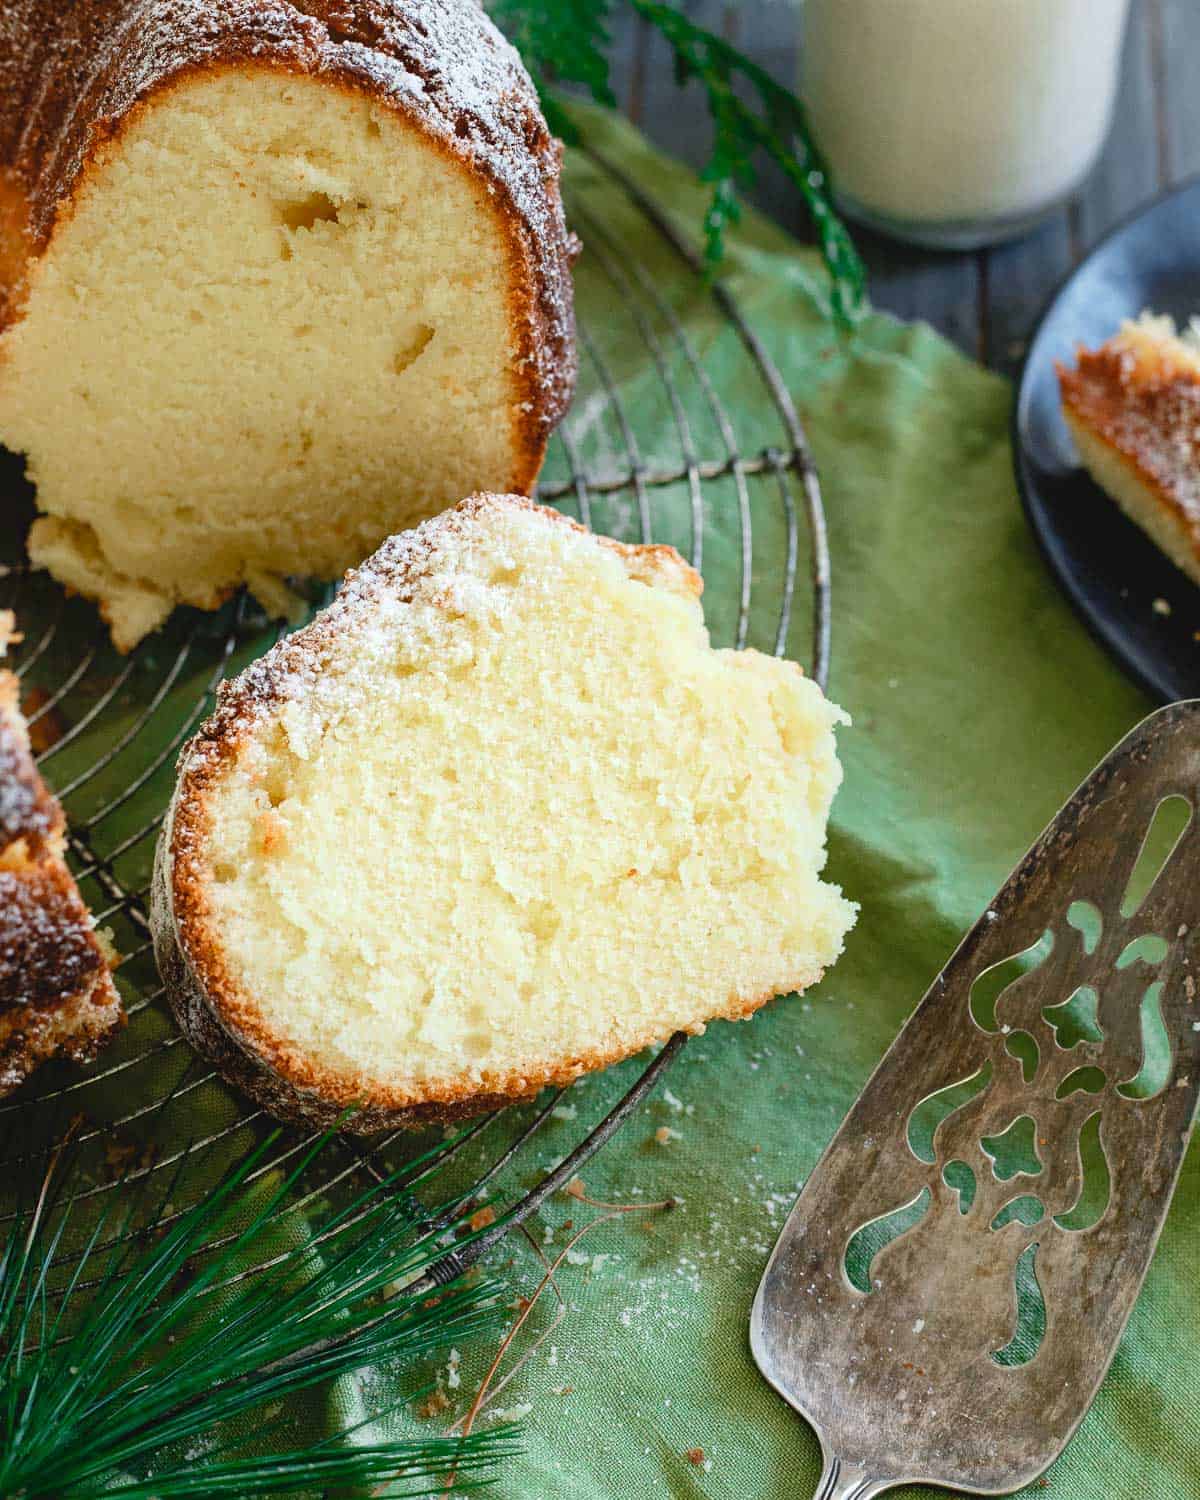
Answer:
605, 6, 642, 119
628, 1, 732, 167
1074, 0, 1165, 246
1159, 0, 1200, 181
981, 0, 1167, 373
861, 240, 984, 359
980, 215, 1073, 379
723, 0, 807, 239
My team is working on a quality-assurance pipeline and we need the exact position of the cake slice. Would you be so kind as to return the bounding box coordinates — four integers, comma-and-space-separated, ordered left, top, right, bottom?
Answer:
1058, 313, 1200, 587
153, 496, 855, 1130
0, 613, 123, 1096
0, 1, 576, 651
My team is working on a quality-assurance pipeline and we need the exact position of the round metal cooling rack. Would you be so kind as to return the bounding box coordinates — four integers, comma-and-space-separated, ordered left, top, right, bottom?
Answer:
0, 143, 832, 1291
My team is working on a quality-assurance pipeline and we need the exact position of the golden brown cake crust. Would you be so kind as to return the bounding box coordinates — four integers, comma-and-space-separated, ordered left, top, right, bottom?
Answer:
0, 659, 124, 1096
0, 0, 577, 458
151, 496, 795, 1134
1058, 341, 1200, 557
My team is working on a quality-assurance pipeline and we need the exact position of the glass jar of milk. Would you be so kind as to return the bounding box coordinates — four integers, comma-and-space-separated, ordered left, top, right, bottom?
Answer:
802, 0, 1132, 248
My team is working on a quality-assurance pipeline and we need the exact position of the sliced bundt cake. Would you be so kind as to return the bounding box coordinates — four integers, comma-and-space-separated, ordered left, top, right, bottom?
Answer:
0, 1, 576, 650
153, 496, 855, 1130
1059, 313, 1200, 587
0, 614, 124, 1095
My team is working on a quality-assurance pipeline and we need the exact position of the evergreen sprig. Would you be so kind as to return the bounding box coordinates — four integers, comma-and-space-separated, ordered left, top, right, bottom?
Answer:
0, 1129, 515, 1498
488, 0, 866, 327
488, 0, 615, 140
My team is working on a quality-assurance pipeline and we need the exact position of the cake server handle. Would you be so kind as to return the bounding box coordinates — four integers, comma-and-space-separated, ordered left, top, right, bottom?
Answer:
812, 1455, 892, 1500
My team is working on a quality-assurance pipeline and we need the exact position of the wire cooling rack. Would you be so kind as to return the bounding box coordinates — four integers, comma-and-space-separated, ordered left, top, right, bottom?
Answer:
0, 145, 832, 1287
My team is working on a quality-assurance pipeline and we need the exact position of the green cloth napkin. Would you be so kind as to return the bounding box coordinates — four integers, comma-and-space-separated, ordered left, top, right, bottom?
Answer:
403, 104, 1197, 1499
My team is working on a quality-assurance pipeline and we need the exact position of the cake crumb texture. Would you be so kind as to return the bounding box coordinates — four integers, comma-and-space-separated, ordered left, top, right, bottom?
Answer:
0, 1, 576, 649
156, 495, 856, 1129
1059, 312, 1200, 587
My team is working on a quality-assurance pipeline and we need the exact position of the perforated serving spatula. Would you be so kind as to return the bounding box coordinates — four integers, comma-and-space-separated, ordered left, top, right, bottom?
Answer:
752, 699, 1200, 1499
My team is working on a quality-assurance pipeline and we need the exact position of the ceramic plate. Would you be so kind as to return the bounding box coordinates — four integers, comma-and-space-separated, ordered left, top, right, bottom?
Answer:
1014, 177, 1200, 704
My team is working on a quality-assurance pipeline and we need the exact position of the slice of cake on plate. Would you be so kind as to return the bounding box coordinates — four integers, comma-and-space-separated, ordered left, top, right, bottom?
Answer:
1058, 313, 1200, 587
0, 0, 576, 650
0, 613, 123, 1096
153, 496, 856, 1130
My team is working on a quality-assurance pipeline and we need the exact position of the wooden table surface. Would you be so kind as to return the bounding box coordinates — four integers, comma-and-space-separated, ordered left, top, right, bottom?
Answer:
607, 0, 1200, 376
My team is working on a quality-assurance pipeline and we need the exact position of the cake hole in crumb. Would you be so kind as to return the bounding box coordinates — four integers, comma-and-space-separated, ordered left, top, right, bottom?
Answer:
213, 861, 237, 884
277, 192, 340, 232
393, 324, 436, 376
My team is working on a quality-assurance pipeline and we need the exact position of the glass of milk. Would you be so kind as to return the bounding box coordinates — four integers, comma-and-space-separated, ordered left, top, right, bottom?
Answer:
802, 0, 1133, 249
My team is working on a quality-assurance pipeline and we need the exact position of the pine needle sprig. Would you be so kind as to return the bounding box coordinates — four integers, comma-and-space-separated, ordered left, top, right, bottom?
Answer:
0, 1127, 517, 1498
487, 0, 615, 141
487, 0, 867, 327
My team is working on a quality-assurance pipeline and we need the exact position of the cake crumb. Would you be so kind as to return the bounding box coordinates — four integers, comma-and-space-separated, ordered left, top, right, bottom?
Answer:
685, 1447, 705, 1466
564, 1176, 587, 1200
469, 1205, 496, 1231
484, 1402, 533, 1425
654, 1126, 679, 1145
256, 809, 288, 855
1153, 597, 1172, 616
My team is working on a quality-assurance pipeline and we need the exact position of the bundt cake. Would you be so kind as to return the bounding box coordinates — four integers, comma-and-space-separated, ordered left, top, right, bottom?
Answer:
0, 613, 124, 1095
1059, 313, 1200, 588
152, 496, 856, 1131
0, 1, 576, 651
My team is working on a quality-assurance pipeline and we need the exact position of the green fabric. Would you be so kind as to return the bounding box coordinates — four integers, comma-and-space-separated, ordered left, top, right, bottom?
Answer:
407, 104, 1196, 1498
4, 98, 1195, 1498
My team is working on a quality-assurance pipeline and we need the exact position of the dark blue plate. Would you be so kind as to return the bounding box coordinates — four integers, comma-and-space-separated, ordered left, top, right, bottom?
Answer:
1014, 177, 1200, 704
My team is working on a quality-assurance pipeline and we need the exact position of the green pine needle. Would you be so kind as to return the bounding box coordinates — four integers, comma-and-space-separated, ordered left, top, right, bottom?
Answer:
0, 1128, 516, 1498
487, 0, 615, 141
487, 0, 867, 328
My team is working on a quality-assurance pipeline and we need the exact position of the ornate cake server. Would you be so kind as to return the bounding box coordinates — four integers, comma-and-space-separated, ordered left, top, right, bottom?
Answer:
752, 699, 1200, 1498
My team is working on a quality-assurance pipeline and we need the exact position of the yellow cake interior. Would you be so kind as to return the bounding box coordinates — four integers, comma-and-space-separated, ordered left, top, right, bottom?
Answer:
0, 67, 522, 649
194, 502, 855, 1101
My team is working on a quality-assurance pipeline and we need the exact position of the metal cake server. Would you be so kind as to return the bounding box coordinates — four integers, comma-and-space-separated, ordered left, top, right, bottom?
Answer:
752, 699, 1200, 1499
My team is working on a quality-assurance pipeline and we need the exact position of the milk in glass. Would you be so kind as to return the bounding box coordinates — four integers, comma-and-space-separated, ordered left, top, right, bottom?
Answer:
802, 0, 1132, 247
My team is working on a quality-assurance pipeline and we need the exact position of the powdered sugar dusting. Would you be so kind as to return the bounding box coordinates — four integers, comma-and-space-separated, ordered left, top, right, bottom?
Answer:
1061, 311, 1200, 529
0, 1, 576, 427
179, 496, 589, 756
